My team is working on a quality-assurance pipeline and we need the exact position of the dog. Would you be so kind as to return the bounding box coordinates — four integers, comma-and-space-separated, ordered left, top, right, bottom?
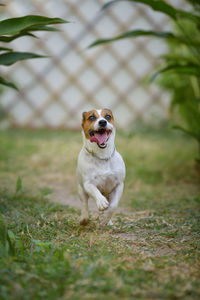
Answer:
77, 108, 125, 225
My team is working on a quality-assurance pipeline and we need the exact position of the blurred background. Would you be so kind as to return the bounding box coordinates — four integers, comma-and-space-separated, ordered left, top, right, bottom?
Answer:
0, 0, 187, 129
1, 2, 200, 298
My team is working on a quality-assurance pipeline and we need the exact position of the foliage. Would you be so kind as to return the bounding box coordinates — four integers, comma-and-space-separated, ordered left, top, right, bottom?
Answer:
0, 9, 67, 90
0, 213, 15, 257
90, 0, 200, 161
16, 176, 22, 193
0, 128, 199, 299
157, 19, 200, 161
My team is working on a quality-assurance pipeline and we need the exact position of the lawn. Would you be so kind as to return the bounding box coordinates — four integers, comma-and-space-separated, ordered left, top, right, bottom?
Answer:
0, 126, 200, 299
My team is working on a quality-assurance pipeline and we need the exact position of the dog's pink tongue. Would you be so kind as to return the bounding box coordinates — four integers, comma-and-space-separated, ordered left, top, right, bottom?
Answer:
90, 132, 107, 144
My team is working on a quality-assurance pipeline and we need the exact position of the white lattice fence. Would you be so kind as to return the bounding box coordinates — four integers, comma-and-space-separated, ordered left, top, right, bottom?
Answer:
0, 0, 185, 129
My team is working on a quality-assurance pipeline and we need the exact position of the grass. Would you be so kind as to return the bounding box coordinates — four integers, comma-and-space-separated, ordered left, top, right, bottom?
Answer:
0, 126, 200, 300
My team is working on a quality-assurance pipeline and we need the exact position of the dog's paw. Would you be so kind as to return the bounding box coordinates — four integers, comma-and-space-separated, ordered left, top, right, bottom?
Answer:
96, 195, 109, 211
80, 218, 89, 226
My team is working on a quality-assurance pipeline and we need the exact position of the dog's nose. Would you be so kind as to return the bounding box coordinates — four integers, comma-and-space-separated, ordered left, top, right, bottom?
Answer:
99, 119, 107, 128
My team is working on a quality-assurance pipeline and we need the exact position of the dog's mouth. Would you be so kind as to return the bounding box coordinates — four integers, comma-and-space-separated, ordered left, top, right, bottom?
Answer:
89, 129, 111, 149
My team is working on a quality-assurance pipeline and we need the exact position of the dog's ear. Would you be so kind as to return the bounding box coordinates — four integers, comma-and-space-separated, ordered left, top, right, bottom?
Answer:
82, 111, 87, 127
82, 111, 87, 120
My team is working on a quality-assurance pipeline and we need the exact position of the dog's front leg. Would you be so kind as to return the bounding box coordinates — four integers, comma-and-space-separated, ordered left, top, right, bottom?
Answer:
102, 182, 124, 225
84, 182, 109, 211
78, 184, 89, 225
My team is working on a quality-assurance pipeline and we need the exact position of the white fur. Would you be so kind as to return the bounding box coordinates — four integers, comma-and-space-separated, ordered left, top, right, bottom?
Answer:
77, 109, 126, 225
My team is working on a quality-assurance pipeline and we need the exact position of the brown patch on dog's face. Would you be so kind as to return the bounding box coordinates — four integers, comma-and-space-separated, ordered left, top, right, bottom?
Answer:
82, 110, 99, 139
101, 108, 114, 125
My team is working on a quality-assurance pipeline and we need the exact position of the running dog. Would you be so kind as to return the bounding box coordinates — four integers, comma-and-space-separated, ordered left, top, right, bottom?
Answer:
77, 108, 125, 225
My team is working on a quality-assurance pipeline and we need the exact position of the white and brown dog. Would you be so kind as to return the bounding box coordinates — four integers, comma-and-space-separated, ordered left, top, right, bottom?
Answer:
77, 108, 125, 226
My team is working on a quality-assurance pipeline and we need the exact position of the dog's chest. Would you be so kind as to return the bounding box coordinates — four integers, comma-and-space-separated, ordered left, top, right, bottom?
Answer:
82, 157, 121, 196
93, 169, 119, 196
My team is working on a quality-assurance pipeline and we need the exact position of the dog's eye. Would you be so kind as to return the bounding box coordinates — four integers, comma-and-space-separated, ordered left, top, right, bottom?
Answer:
105, 114, 111, 120
88, 115, 96, 121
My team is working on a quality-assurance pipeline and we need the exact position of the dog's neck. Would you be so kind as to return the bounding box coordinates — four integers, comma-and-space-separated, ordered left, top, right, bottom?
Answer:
82, 129, 116, 160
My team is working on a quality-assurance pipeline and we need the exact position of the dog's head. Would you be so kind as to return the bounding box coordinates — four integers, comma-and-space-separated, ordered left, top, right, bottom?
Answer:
82, 109, 115, 149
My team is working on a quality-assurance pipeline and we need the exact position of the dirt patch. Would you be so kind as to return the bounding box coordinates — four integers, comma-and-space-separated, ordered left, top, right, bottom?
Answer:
47, 182, 152, 218
47, 182, 97, 211
112, 232, 139, 241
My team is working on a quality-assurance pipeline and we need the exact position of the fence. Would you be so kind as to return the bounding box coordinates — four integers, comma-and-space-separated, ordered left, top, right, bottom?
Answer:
0, 0, 184, 129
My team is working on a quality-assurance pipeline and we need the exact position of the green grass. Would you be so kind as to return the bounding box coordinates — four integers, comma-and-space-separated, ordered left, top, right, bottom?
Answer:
0, 127, 200, 299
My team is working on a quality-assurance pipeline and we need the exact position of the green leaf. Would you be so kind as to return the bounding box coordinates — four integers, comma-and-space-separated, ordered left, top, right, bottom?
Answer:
103, 0, 177, 19
89, 27, 200, 49
0, 213, 7, 252
0, 15, 68, 35
0, 47, 12, 52
89, 30, 176, 47
89, 28, 200, 48
172, 125, 200, 141
179, 102, 200, 137
160, 54, 200, 66
177, 9, 200, 24
7, 230, 16, 256
16, 176, 22, 193
0, 213, 15, 257
0, 32, 37, 42
0, 76, 18, 90
150, 64, 200, 81
0, 51, 47, 66
0, 26, 59, 43
26, 25, 60, 32
102, 0, 200, 23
